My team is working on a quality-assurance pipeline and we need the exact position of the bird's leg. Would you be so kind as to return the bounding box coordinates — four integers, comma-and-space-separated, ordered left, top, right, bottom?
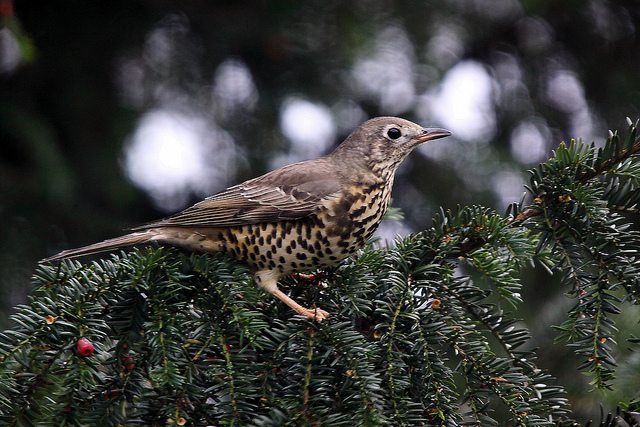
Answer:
255, 271, 329, 321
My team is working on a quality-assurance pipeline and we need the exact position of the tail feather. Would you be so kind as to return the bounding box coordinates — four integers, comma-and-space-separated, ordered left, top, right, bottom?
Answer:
44, 231, 155, 262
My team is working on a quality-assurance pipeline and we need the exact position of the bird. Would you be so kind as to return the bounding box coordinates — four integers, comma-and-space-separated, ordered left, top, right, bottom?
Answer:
45, 117, 451, 320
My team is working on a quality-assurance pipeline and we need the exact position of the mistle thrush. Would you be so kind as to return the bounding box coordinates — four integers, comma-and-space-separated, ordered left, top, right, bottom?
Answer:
45, 117, 451, 320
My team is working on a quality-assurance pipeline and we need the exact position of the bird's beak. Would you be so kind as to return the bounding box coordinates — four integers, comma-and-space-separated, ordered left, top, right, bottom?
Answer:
415, 127, 452, 144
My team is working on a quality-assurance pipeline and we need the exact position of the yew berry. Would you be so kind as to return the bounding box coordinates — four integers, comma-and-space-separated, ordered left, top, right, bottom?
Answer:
76, 338, 95, 357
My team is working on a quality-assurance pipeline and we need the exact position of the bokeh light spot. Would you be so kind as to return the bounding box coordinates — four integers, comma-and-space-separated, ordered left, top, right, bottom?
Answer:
510, 120, 550, 164
422, 60, 497, 142
212, 59, 258, 115
351, 25, 416, 114
274, 97, 336, 167
124, 109, 237, 211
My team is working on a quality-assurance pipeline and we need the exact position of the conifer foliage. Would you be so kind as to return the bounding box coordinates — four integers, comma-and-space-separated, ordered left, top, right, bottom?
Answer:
1, 121, 640, 425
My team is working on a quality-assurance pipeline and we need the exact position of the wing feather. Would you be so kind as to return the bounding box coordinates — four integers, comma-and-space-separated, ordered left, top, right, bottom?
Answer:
134, 159, 341, 229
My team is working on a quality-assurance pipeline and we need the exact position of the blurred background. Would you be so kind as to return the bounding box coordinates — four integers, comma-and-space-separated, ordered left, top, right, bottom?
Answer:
1, 0, 639, 419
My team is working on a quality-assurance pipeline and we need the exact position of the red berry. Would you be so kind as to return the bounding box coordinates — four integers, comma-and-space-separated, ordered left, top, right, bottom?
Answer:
121, 356, 135, 372
76, 337, 95, 357
0, 0, 14, 17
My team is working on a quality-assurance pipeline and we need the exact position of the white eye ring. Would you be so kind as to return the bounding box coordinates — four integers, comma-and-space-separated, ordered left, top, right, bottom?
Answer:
387, 127, 401, 140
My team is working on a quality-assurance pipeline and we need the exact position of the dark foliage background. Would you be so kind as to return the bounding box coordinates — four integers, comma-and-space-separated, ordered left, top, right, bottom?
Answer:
2, 0, 640, 421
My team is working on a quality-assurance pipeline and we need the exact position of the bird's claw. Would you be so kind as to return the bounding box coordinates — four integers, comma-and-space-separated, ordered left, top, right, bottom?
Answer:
300, 307, 329, 321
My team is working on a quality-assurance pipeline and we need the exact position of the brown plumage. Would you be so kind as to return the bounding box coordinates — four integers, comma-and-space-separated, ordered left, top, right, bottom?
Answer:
45, 117, 451, 320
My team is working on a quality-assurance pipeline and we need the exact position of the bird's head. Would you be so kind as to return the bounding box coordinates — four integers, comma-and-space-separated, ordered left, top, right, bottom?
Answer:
332, 116, 451, 179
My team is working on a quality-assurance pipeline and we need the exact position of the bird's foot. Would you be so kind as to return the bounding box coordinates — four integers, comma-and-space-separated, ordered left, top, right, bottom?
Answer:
256, 271, 329, 321
298, 306, 329, 321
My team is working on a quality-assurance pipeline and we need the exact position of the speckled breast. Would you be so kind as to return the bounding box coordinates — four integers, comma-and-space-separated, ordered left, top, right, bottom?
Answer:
217, 183, 391, 275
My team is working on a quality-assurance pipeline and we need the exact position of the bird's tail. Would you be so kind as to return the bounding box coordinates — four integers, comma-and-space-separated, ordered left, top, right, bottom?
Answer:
43, 231, 157, 262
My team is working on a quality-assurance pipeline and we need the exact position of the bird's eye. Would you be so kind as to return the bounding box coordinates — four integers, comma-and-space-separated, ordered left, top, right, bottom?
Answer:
387, 127, 402, 140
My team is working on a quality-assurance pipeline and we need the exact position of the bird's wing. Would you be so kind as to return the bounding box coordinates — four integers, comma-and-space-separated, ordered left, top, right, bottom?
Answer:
134, 159, 342, 229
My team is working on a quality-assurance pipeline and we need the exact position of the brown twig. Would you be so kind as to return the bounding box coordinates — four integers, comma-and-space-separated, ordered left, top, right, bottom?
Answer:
511, 206, 543, 223
579, 135, 640, 182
